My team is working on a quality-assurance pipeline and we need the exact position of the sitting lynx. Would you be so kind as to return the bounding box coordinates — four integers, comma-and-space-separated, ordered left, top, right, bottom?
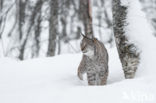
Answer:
77, 33, 109, 85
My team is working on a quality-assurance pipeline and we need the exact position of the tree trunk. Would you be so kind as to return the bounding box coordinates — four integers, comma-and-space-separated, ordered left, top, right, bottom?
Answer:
112, 0, 140, 79
18, 0, 27, 40
47, 0, 58, 57
33, 2, 42, 57
79, 0, 93, 38
18, 0, 43, 60
152, 0, 156, 36
0, 0, 3, 38
60, 13, 67, 42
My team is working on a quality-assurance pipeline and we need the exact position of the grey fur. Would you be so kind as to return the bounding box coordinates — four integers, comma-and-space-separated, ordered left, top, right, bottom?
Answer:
77, 36, 108, 85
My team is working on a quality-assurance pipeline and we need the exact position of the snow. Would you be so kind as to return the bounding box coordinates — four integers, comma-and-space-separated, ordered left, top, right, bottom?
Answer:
0, 47, 156, 103
121, 0, 156, 76
123, 0, 154, 48
120, 0, 130, 6
0, 0, 156, 103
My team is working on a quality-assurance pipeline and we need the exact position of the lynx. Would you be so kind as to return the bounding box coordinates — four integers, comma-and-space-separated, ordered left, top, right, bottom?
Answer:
77, 33, 109, 85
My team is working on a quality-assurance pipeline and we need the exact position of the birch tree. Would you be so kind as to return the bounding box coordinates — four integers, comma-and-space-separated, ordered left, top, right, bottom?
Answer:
47, 0, 58, 57
112, 0, 140, 79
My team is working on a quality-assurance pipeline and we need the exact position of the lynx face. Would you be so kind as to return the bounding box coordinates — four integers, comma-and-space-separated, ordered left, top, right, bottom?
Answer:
80, 37, 95, 57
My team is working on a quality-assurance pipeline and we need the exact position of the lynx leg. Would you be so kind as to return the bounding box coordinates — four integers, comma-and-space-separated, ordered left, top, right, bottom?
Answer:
99, 71, 108, 85
87, 73, 97, 85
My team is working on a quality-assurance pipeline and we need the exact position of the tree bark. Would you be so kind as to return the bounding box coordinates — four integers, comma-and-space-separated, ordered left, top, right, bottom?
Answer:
18, 0, 43, 60
47, 0, 58, 57
18, 0, 27, 40
112, 0, 140, 79
0, 0, 3, 25
0, 0, 3, 38
79, 0, 93, 38
33, 2, 42, 57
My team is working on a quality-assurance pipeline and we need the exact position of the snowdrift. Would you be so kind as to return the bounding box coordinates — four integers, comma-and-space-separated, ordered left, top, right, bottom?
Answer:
0, 47, 156, 103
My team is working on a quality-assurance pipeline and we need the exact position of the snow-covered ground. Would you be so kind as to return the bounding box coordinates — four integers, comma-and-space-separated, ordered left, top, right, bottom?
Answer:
1, 0, 156, 103
0, 47, 156, 103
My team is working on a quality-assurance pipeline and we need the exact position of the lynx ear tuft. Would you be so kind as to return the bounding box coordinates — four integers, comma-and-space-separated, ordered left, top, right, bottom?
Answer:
80, 32, 85, 38
80, 32, 94, 41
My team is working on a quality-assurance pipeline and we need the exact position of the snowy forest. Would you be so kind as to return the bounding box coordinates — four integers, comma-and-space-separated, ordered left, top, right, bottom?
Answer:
0, 0, 156, 103
0, 0, 154, 60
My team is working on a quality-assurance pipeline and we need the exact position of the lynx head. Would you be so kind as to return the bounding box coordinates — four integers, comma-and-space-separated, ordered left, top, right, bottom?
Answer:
80, 33, 95, 57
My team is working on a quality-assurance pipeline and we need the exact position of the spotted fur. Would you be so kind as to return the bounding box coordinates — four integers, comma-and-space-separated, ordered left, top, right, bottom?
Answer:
77, 36, 109, 85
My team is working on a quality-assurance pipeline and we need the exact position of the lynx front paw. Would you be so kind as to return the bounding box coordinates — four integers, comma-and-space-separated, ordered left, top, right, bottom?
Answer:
78, 72, 83, 80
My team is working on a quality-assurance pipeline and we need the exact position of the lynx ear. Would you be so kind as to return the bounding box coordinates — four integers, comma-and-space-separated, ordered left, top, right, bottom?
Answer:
80, 32, 94, 41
